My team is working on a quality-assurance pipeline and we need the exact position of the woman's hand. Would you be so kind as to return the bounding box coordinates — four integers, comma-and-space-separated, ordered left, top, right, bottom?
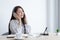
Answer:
13, 13, 22, 25
13, 13, 21, 20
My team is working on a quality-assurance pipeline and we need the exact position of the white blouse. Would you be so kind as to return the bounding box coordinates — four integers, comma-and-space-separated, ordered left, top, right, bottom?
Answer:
10, 20, 31, 34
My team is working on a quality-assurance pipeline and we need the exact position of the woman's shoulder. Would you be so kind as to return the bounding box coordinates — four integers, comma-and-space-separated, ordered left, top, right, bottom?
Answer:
25, 24, 29, 26
25, 24, 31, 28
10, 20, 15, 22
10, 20, 17, 24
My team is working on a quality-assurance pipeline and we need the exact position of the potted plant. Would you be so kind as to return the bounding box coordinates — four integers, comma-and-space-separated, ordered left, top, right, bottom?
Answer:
56, 28, 60, 35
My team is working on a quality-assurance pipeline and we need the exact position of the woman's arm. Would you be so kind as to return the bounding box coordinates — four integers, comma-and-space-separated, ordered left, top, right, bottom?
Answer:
25, 24, 31, 34
10, 20, 18, 34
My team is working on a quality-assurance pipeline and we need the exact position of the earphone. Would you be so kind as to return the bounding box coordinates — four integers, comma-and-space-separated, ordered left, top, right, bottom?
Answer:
13, 13, 17, 18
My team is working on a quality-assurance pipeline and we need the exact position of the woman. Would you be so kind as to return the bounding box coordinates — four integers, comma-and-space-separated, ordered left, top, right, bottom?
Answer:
9, 6, 31, 34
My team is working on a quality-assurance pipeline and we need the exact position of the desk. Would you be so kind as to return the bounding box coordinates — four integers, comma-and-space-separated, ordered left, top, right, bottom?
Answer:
0, 34, 60, 40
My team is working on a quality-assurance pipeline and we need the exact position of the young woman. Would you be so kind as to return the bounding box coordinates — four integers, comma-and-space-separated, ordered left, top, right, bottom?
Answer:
8, 6, 31, 34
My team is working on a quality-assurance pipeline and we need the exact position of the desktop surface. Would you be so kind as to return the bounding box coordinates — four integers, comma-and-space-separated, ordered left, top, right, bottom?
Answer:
0, 34, 60, 40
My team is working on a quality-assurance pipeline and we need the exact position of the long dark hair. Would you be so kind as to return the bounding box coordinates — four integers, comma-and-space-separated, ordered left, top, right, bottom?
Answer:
9, 6, 27, 34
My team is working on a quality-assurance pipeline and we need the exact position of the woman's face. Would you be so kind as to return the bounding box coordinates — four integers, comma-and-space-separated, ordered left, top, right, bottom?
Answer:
16, 8, 24, 18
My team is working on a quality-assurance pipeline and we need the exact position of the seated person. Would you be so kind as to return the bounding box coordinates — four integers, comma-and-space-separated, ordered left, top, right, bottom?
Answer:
8, 6, 31, 35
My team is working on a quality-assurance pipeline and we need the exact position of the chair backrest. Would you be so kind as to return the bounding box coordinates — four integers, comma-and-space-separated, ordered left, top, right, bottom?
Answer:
9, 23, 11, 35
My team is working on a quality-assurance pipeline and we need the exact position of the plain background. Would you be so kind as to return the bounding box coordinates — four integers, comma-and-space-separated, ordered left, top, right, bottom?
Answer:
0, 0, 59, 35
0, 0, 47, 35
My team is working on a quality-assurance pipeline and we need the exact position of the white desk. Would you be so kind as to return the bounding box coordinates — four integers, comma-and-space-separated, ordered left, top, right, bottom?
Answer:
0, 34, 60, 40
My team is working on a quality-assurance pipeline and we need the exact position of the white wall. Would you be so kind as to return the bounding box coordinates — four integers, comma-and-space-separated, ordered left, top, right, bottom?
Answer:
47, 0, 58, 33
58, 0, 60, 29
0, 0, 47, 35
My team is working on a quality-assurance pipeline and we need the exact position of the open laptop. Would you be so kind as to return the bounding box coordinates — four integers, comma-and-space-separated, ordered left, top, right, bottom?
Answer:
40, 27, 49, 35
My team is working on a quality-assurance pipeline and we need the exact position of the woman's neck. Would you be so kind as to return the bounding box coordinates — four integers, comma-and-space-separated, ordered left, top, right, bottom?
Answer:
17, 19, 22, 25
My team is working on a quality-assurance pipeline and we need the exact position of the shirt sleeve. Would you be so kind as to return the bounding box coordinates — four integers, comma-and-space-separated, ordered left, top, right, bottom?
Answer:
25, 24, 31, 34
10, 20, 18, 34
